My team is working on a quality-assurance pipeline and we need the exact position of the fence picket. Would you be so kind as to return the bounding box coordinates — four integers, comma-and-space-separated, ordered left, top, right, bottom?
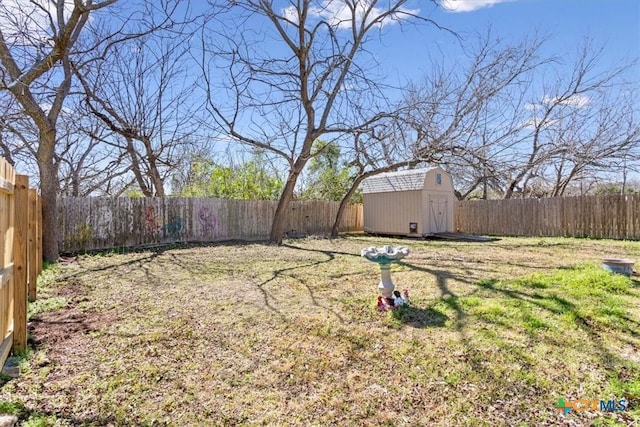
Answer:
12, 175, 28, 354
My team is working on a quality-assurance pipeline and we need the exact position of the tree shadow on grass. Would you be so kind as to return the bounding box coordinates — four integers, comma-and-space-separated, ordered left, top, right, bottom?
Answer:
475, 275, 640, 397
280, 244, 465, 328
58, 240, 264, 281
396, 260, 475, 319
388, 304, 448, 328
396, 259, 640, 390
256, 243, 360, 322
58, 242, 353, 324
385, 260, 475, 329
256, 251, 343, 322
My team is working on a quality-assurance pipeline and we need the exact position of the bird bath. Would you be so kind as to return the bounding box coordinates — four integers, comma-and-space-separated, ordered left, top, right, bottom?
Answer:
361, 245, 409, 299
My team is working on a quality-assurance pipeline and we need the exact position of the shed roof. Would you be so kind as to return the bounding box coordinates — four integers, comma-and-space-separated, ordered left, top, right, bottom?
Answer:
362, 168, 433, 194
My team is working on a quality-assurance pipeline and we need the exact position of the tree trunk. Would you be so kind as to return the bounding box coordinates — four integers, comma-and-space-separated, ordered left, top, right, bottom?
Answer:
270, 137, 316, 243
331, 176, 366, 237
504, 181, 517, 199
269, 170, 299, 244
148, 158, 165, 197
126, 138, 152, 196
38, 127, 60, 262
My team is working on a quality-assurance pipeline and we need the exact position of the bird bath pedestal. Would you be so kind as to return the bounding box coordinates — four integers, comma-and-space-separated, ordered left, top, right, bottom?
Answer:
361, 245, 409, 299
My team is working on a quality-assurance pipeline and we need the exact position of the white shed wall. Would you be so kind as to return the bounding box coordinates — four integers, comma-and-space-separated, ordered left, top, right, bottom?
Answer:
363, 190, 423, 235
423, 168, 454, 193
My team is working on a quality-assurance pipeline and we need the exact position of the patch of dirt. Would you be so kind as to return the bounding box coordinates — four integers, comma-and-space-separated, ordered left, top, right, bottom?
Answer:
28, 277, 118, 350
53, 277, 91, 305
29, 310, 95, 347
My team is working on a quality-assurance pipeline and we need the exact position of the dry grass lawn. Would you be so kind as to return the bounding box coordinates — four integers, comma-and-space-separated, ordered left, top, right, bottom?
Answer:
0, 235, 638, 426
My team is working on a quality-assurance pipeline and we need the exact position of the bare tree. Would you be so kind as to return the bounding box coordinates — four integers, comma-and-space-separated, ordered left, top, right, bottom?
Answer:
494, 42, 639, 199
77, 33, 201, 197
529, 84, 640, 197
1, 83, 136, 196
0, 0, 107, 260
325, 33, 553, 233
331, 31, 547, 230
56, 108, 133, 196
406, 37, 640, 201
329, 124, 424, 236
0, 94, 34, 168
201, 0, 445, 243
0, 0, 186, 260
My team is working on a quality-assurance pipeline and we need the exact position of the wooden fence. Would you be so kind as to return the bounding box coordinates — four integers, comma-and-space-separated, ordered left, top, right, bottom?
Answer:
58, 197, 364, 253
58, 194, 640, 254
455, 194, 640, 239
0, 158, 42, 369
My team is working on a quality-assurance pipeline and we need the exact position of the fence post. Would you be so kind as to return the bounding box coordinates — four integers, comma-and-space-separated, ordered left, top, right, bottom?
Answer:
13, 175, 28, 353
36, 194, 42, 275
28, 189, 37, 302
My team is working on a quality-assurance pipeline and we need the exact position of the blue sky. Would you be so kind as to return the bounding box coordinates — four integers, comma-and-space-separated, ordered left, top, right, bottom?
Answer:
374, 0, 640, 83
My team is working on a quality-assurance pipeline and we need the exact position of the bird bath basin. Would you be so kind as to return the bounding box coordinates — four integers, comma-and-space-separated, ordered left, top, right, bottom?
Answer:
361, 245, 409, 299
602, 258, 635, 277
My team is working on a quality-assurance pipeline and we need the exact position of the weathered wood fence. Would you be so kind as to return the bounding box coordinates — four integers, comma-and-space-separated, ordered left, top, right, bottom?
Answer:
58, 197, 364, 253
57, 194, 639, 254
455, 195, 640, 239
0, 158, 42, 368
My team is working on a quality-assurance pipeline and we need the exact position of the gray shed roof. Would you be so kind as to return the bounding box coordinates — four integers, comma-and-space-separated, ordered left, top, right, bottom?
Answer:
361, 169, 431, 194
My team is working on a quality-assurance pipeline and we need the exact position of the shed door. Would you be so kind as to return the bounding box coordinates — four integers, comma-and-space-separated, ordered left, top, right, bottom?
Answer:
430, 197, 448, 233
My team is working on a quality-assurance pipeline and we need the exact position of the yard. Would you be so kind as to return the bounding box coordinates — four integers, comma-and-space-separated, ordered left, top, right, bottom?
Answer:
0, 235, 638, 426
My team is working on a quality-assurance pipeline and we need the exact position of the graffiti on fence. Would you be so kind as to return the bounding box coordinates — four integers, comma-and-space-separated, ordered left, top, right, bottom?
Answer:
144, 206, 162, 234
144, 206, 183, 238
94, 206, 113, 240
198, 207, 222, 236
163, 217, 184, 237
63, 223, 93, 251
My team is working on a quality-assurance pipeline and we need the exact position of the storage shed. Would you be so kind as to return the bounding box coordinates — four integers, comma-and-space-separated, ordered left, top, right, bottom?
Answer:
362, 167, 455, 237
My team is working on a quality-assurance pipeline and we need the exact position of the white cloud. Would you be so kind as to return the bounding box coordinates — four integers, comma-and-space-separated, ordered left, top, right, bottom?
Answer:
284, 1, 419, 29
283, 5, 299, 23
440, 0, 512, 13
522, 94, 590, 130
38, 102, 75, 117
526, 94, 591, 111
546, 94, 591, 109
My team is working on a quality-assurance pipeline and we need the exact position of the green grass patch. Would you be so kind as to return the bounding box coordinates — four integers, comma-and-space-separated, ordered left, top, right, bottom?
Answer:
27, 263, 69, 318
475, 264, 635, 332
27, 297, 68, 318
